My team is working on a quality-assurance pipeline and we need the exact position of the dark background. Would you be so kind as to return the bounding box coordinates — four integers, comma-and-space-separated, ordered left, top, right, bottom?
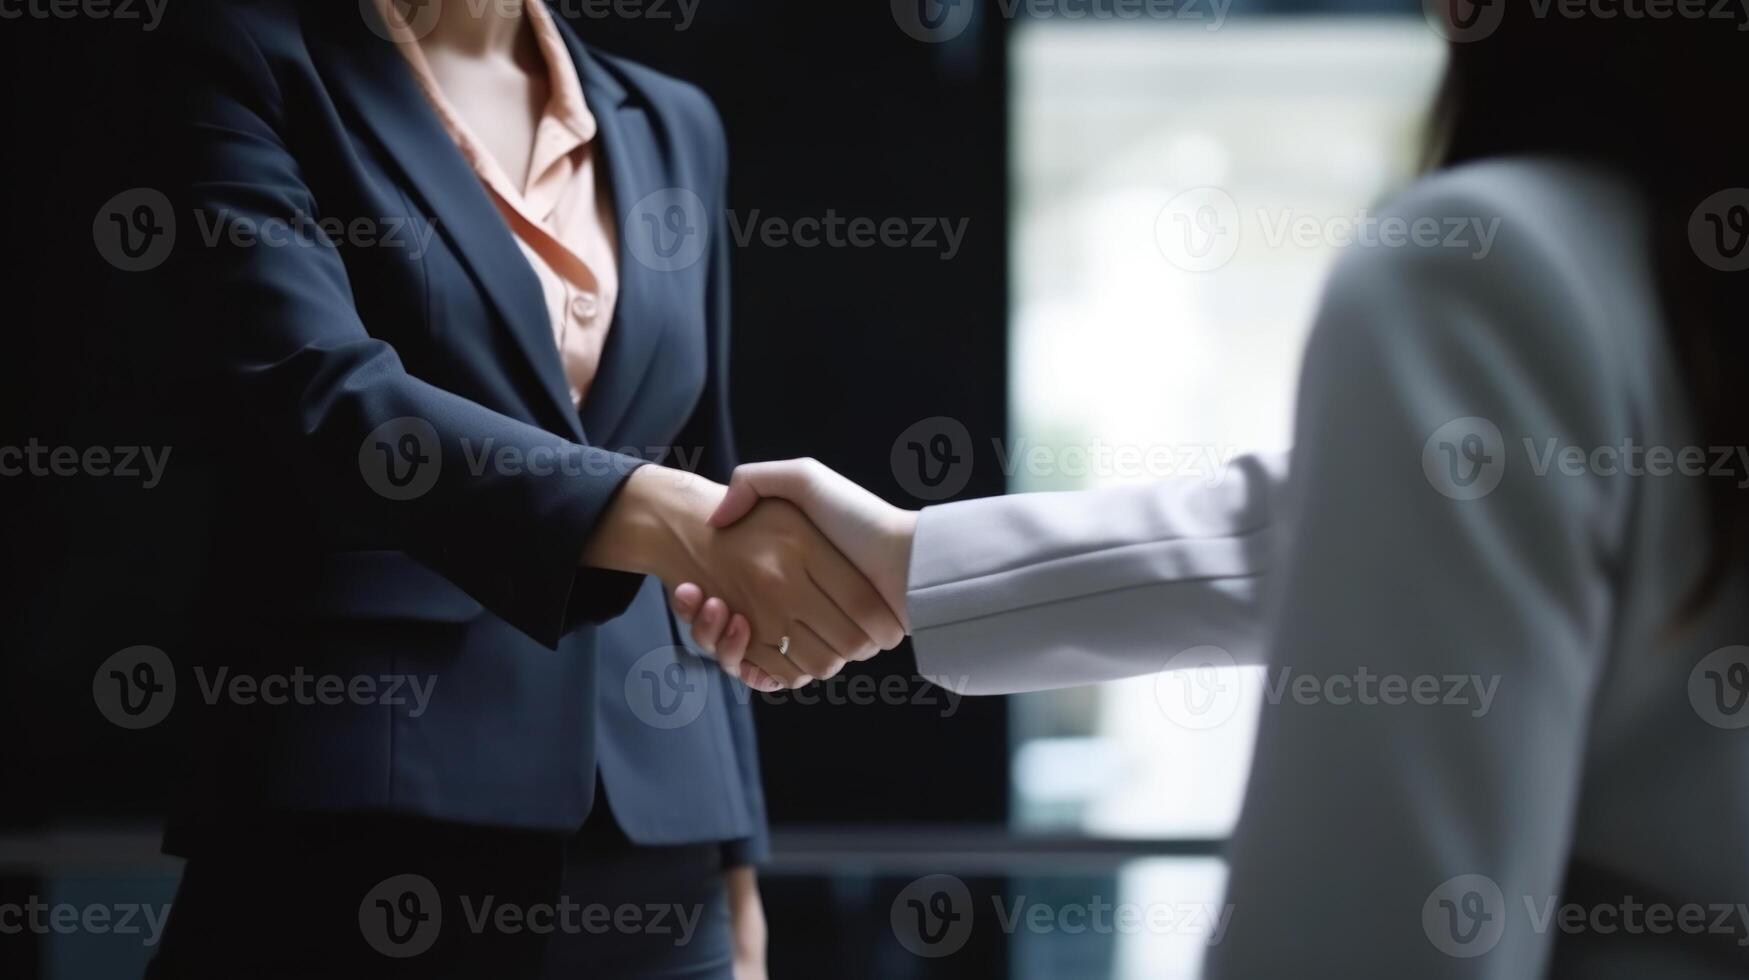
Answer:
0, 0, 1013, 829
0, 1, 1411, 976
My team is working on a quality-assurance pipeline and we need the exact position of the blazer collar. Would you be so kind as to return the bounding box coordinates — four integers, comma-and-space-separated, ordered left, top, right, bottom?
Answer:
552, 19, 677, 448
310, 2, 656, 447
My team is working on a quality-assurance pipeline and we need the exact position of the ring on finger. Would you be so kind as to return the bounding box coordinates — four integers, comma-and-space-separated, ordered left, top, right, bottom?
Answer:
773, 634, 797, 670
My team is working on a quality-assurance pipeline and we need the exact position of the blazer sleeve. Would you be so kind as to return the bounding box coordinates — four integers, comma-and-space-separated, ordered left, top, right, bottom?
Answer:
167, 10, 647, 649
1201, 184, 1630, 976
904, 453, 1286, 695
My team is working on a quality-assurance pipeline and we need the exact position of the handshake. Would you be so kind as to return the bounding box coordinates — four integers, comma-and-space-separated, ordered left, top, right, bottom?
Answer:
583, 459, 918, 692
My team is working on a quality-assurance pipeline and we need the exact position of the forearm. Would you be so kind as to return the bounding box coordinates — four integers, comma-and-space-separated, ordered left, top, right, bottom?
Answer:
581, 465, 723, 580
906, 453, 1286, 694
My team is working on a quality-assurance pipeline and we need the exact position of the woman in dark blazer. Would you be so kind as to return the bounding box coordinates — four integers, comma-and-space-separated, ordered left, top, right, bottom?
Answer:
142, 1, 901, 977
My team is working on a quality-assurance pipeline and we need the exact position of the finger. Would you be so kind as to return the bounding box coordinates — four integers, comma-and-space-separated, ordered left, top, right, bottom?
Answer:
707, 471, 764, 528
715, 613, 750, 676
743, 638, 808, 690
808, 550, 906, 653
798, 569, 879, 665
741, 619, 815, 689
739, 659, 782, 693
690, 597, 730, 655
671, 582, 705, 623
706, 460, 819, 528
718, 613, 752, 666
783, 620, 847, 683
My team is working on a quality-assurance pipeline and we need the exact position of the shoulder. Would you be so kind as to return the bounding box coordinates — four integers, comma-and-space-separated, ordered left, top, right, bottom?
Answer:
1330, 158, 1647, 325
1313, 158, 1650, 410
162, 0, 337, 107
171, 0, 307, 55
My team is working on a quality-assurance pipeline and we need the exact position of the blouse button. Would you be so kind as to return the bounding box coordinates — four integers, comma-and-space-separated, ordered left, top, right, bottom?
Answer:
570, 293, 599, 320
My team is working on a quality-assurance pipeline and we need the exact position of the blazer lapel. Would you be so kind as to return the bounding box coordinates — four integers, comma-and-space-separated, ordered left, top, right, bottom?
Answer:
308, 4, 586, 444
555, 21, 675, 448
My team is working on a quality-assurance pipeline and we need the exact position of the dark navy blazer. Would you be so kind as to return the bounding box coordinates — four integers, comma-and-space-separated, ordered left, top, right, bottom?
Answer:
161, 0, 766, 864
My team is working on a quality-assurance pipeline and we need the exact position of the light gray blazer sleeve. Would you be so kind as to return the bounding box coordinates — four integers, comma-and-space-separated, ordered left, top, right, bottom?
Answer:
906, 454, 1287, 695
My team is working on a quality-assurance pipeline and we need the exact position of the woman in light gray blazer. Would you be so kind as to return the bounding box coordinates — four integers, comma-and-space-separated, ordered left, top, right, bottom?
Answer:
673, 11, 1749, 979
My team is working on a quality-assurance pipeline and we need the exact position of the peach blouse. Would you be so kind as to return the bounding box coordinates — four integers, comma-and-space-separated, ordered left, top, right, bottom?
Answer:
381, 0, 618, 406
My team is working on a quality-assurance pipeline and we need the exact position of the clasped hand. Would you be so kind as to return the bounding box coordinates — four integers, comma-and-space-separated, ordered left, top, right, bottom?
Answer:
584, 464, 911, 692
665, 460, 917, 691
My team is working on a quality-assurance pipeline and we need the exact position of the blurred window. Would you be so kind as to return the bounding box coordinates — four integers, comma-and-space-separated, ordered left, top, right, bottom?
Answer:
1008, 17, 1445, 840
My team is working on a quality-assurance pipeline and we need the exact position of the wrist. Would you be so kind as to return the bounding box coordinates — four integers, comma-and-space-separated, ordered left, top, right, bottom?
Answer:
582, 466, 723, 580
878, 507, 918, 630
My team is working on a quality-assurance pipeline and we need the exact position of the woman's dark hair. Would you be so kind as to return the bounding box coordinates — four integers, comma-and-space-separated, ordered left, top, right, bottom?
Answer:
1425, 5, 1749, 613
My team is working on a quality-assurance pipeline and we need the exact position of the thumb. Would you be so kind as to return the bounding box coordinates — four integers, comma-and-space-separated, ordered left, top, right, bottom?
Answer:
706, 460, 814, 527
706, 468, 764, 527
